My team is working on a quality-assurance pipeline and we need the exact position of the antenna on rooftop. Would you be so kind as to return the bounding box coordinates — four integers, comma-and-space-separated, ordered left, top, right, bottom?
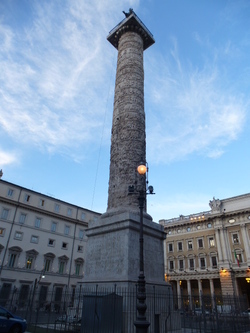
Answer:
0, 170, 3, 179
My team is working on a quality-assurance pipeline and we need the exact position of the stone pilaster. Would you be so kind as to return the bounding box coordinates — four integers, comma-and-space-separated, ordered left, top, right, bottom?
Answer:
215, 228, 223, 263
241, 223, 250, 262
220, 270, 235, 296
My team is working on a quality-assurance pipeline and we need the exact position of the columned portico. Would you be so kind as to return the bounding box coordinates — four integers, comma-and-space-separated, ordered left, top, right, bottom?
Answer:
169, 276, 219, 311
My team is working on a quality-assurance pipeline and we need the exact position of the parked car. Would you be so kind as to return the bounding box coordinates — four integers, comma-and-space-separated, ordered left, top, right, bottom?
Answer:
0, 306, 27, 333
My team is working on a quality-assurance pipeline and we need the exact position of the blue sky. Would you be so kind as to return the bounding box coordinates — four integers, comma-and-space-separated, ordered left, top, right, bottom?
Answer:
0, 0, 249, 222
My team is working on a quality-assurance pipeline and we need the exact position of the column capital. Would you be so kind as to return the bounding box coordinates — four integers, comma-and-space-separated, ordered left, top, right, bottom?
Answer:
107, 11, 155, 50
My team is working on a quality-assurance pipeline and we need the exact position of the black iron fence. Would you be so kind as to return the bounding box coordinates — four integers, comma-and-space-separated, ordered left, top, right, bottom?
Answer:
0, 285, 249, 333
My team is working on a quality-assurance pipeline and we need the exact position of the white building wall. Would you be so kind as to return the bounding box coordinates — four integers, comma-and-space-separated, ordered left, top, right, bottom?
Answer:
0, 179, 100, 299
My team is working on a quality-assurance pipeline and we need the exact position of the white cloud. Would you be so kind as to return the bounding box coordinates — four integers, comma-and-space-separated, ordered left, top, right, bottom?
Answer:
0, 149, 19, 166
0, 0, 138, 159
1, 0, 248, 169
145, 41, 247, 164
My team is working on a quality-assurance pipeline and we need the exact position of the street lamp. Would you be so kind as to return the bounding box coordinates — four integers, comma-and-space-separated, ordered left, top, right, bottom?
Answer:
134, 162, 154, 333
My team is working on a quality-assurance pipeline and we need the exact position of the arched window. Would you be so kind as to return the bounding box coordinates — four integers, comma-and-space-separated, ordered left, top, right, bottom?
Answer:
44, 252, 55, 272
26, 249, 38, 269
8, 246, 22, 268
74, 258, 84, 276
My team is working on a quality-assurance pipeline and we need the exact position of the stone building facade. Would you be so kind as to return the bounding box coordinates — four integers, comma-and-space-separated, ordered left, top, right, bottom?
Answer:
159, 193, 250, 310
0, 179, 100, 307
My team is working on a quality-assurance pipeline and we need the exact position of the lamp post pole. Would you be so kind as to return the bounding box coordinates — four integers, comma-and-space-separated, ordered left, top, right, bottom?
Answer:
134, 189, 150, 333
134, 162, 152, 333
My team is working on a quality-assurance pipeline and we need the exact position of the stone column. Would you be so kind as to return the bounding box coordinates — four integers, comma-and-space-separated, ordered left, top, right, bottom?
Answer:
198, 279, 203, 307
177, 281, 182, 309
187, 280, 192, 310
209, 279, 215, 310
106, 11, 155, 215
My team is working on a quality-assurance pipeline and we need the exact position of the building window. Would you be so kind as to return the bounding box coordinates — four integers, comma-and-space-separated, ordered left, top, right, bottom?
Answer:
35, 217, 41, 228
1, 208, 9, 220
235, 252, 243, 265
39, 199, 45, 207
55, 204, 60, 213
44, 259, 51, 272
59, 261, 65, 274
75, 263, 81, 276
51, 222, 57, 232
62, 242, 68, 249
179, 259, 184, 271
81, 212, 86, 220
19, 213, 26, 224
26, 257, 33, 269
169, 260, 174, 271
178, 242, 183, 251
200, 257, 206, 269
211, 256, 217, 268
31, 235, 38, 244
79, 230, 84, 239
7, 189, 14, 197
64, 226, 70, 235
168, 231, 172, 235
77, 245, 83, 252
198, 239, 203, 248
14, 231, 23, 240
8, 254, 16, 268
209, 237, 215, 247
187, 227, 191, 232
168, 243, 173, 252
207, 223, 212, 228
232, 233, 239, 244
67, 208, 72, 217
0, 228, 5, 236
24, 194, 30, 202
189, 258, 194, 270
187, 240, 193, 250
48, 239, 55, 247
196, 225, 201, 230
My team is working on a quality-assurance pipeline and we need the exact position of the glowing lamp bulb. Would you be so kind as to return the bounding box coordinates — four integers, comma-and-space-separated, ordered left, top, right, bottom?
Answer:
137, 164, 147, 175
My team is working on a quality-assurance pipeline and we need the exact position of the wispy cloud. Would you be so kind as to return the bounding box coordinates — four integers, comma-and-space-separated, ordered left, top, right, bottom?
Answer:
0, 0, 137, 161
0, 149, 19, 166
0, 0, 248, 170
145, 38, 247, 164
